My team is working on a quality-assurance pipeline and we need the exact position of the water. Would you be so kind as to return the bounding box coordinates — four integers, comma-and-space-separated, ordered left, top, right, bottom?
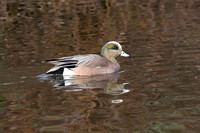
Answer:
1, 0, 200, 132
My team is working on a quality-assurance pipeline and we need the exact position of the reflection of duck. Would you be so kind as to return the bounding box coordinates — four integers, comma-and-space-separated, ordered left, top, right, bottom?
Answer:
104, 81, 129, 95
44, 41, 130, 75
48, 72, 129, 95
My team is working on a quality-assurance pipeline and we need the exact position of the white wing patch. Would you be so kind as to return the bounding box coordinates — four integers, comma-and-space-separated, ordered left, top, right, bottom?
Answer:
63, 68, 76, 75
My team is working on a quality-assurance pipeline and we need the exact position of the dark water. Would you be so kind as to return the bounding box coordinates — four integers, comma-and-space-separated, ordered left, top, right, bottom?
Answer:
1, 0, 200, 133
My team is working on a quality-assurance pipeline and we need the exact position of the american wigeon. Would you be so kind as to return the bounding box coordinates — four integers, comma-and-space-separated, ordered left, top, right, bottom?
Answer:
45, 41, 130, 75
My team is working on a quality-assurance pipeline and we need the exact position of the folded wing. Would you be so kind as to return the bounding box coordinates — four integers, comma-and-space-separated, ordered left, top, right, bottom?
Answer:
45, 54, 108, 74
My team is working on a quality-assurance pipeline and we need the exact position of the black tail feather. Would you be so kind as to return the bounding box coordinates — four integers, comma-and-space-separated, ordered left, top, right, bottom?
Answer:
46, 67, 64, 75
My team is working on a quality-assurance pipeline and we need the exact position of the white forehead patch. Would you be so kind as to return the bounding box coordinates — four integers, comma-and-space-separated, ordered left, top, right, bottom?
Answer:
106, 41, 122, 49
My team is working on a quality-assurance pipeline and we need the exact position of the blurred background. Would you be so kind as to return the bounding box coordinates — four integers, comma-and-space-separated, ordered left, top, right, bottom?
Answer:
0, 0, 200, 133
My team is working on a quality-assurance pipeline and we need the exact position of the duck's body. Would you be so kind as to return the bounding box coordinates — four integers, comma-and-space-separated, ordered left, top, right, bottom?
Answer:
45, 41, 130, 75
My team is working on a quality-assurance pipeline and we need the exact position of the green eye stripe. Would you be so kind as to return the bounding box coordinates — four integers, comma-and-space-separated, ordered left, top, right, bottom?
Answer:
107, 44, 118, 50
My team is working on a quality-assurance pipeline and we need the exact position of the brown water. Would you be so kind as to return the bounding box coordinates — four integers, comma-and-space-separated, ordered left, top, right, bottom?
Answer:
1, 0, 200, 133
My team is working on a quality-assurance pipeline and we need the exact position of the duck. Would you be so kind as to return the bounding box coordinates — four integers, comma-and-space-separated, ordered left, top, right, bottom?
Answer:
45, 41, 130, 75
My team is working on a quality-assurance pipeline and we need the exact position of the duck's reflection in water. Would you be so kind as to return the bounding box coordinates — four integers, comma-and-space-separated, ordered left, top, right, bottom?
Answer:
48, 72, 129, 96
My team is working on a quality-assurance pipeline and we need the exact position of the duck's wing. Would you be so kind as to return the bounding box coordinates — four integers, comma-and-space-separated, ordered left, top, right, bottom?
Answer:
45, 56, 78, 68
45, 54, 108, 74
74, 54, 108, 68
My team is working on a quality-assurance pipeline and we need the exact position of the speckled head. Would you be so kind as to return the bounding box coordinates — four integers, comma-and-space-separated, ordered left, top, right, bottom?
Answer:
101, 41, 130, 62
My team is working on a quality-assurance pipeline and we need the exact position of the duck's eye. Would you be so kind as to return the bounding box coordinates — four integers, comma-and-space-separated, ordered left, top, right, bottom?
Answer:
107, 44, 118, 50
112, 45, 118, 50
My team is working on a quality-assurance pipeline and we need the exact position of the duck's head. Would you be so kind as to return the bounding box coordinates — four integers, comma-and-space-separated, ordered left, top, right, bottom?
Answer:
101, 41, 130, 62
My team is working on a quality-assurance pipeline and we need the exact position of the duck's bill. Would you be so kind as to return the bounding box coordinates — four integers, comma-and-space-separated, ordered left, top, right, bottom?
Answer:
120, 51, 131, 58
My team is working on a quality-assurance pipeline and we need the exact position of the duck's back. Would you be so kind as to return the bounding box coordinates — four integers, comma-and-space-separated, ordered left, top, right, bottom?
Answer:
46, 54, 119, 75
